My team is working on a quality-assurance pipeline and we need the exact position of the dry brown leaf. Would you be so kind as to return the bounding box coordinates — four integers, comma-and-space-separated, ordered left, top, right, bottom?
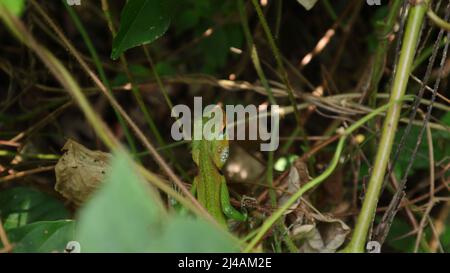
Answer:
278, 159, 311, 215
292, 213, 350, 253
54, 139, 111, 205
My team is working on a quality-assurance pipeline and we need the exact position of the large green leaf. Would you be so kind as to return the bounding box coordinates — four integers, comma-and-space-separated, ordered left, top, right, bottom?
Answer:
0, 0, 26, 16
4, 220, 76, 253
76, 152, 165, 252
157, 216, 238, 252
0, 187, 70, 230
111, 0, 171, 60
76, 152, 238, 252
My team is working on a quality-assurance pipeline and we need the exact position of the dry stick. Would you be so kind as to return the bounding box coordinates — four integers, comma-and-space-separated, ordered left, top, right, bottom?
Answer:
335, 181, 448, 218
65, 74, 450, 114
0, 165, 55, 182
388, 166, 421, 232
426, 216, 444, 253
429, 202, 449, 252
410, 74, 450, 104
0, 5, 216, 223
10, 102, 72, 143
0, 140, 20, 147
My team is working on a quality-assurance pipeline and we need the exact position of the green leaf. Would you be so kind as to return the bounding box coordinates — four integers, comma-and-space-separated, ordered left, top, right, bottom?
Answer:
441, 112, 450, 126
384, 217, 432, 252
0, 0, 26, 16
157, 216, 238, 252
394, 126, 450, 179
196, 24, 243, 73
111, 0, 171, 60
384, 218, 415, 252
296, 0, 318, 10
76, 152, 238, 252
154, 61, 176, 76
0, 187, 70, 230
4, 220, 76, 253
76, 152, 164, 252
111, 64, 152, 86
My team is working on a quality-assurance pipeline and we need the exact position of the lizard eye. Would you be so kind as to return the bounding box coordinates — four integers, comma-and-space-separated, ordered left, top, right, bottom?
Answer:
220, 147, 229, 163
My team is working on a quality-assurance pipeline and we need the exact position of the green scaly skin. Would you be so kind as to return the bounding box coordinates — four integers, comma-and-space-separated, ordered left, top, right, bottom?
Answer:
192, 116, 247, 226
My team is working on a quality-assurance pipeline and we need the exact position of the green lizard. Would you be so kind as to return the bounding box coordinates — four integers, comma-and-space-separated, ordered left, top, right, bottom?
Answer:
191, 111, 247, 226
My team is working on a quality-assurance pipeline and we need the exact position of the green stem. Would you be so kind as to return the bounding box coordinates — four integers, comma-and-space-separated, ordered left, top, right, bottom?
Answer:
427, 5, 450, 31
100, 0, 181, 174
343, 1, 428, 253
412, 36, 448, 71
368, 0, 403, 108
238, 0, 282, 251
322, 0, 338, 21
0, 150, 59, 160
100, 0, 163, 145
250, 0, 304, 134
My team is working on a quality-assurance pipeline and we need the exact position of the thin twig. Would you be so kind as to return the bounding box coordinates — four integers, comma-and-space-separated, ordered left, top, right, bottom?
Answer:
0, 219, 12, 253
0, 165, 54, 182
414, 110, 436, 252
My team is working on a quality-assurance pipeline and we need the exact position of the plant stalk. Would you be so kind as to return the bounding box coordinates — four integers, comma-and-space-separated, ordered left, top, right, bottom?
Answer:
343, 1, 428, 253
